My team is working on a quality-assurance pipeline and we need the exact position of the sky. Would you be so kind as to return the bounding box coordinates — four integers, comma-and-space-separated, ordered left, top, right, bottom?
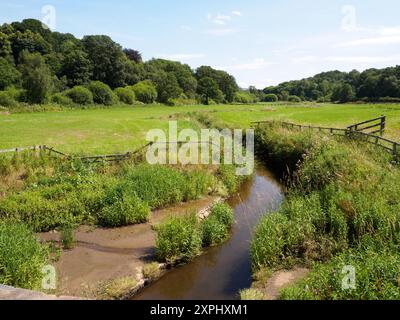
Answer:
1, 0, 400, 88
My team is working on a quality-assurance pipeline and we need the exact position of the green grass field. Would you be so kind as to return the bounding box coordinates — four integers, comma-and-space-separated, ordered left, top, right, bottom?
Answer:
1, 103, 400, 155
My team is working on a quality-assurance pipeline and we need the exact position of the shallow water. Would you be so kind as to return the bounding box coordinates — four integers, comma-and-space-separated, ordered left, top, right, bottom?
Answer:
133, 165, 284, 300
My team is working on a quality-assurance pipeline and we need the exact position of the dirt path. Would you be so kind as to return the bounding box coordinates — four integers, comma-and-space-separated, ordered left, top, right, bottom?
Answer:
262, 268, 309, 300
39, 196, 218, 298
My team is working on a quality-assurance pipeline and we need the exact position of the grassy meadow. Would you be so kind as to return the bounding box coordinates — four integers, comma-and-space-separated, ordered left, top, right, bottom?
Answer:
1, 102, 400, 155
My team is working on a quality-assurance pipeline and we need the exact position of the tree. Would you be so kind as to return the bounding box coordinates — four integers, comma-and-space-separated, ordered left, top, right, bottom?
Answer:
153, 72, 183, 103
61, 49, 92, 87
195, 66, 238, 103
0, 57, 20, 90
197, 77, 223, 105
18, 51, 53, 104
10, 30, 51, 63
332, 83, 355, 103
82, 35, 127, 88
0, 32, 12, 57
123, 49, 142, 63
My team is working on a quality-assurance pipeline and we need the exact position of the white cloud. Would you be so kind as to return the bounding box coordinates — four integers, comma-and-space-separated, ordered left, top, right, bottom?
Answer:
338, 35, 400, 47
205, 28, 235, 36
231, 11, 242, 17
208, 13, 231, 25
157, 53, 205, 61
292, 55, 319, 63
376, 26, 400, 36
218, 58, 275, 71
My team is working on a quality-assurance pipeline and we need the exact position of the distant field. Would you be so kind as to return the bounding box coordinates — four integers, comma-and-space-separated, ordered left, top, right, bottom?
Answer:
1, 103, 400, 155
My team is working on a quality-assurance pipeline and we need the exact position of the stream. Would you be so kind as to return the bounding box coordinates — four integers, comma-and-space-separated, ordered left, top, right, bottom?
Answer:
133, 165, 284, 300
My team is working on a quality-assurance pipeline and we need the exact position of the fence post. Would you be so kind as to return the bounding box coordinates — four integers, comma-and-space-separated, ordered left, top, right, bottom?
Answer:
381, 115, 386, 136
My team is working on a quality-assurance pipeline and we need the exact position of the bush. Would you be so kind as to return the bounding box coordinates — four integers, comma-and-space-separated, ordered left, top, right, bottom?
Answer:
64, 86, 93, 105
114, 87, 135, 105
264, 93, 278, 102
0, 91, 17, 107
87, 81, 114, 105
50, 93, 73, 106
155, 214, 202, 263
234, 91, 257, 104
288, 95, 302, 103
210, 203, 234, 228
97, 194, 150, 227
129, 80, 157, 104
0, 222, 48, 290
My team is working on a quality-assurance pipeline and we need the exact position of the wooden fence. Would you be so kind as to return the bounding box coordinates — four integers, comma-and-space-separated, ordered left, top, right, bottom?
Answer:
0, 142, 154, 163
251, 117, 400, 156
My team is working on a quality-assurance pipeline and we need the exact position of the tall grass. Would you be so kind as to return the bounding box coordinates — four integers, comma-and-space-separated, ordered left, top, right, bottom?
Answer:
251, 123, 400, 299
156, 203, 234, 262
0, 222, 49, 289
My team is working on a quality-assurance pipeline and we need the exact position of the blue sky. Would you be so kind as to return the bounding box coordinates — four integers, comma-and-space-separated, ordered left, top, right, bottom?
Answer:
1, 0, 400, 88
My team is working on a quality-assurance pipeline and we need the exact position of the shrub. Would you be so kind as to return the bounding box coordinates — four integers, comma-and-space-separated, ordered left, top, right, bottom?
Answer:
50, 93, 73, 106
234, 91, 257, 104
288, 95, 302, 103
64, 86, 93, 105
217, 165, 242, 193
87, 81, 114, 105
114, 87, 135, 105
0, 91, 17, 107
129, 80, 157, 104
0, 222, 48, 290
97, 194, 150, 227
264, 93, 278, 102
155, 214, 202, 263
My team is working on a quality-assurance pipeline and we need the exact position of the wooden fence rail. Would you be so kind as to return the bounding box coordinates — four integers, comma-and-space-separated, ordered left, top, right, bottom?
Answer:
251, 118, 400, 156
0, 143, 154, 163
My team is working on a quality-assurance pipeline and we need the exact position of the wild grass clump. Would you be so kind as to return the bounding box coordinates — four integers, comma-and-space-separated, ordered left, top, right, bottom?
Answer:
155, 214, 203, 263
119, 164, 214, 209
202, 203, 234, 247
252, 123, 400, 299
142, 262, 161, 281
240, 288, 266, 300
0, 222, 48, 289
97, 194, 150, 227
280, 245, 400, 300
60, 223, 77, 249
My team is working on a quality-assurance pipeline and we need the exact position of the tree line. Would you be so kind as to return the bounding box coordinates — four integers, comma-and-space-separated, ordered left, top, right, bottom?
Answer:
0, 19, 240, 107
262, 67, 400, 103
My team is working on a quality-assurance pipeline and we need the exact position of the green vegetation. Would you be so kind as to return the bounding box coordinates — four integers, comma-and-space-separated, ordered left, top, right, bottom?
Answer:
142, 262, 161, 281
262, 68, 400, 103
60, 223, 76, 250
156, 202, 235, 263
0, 19, 240, 108
0, 161, 218, 231
155, 214, 203, 263
202, 203, 234, 247
251, 123, 400, 299
2, 103, 400, 155
0, 222, 48, 289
